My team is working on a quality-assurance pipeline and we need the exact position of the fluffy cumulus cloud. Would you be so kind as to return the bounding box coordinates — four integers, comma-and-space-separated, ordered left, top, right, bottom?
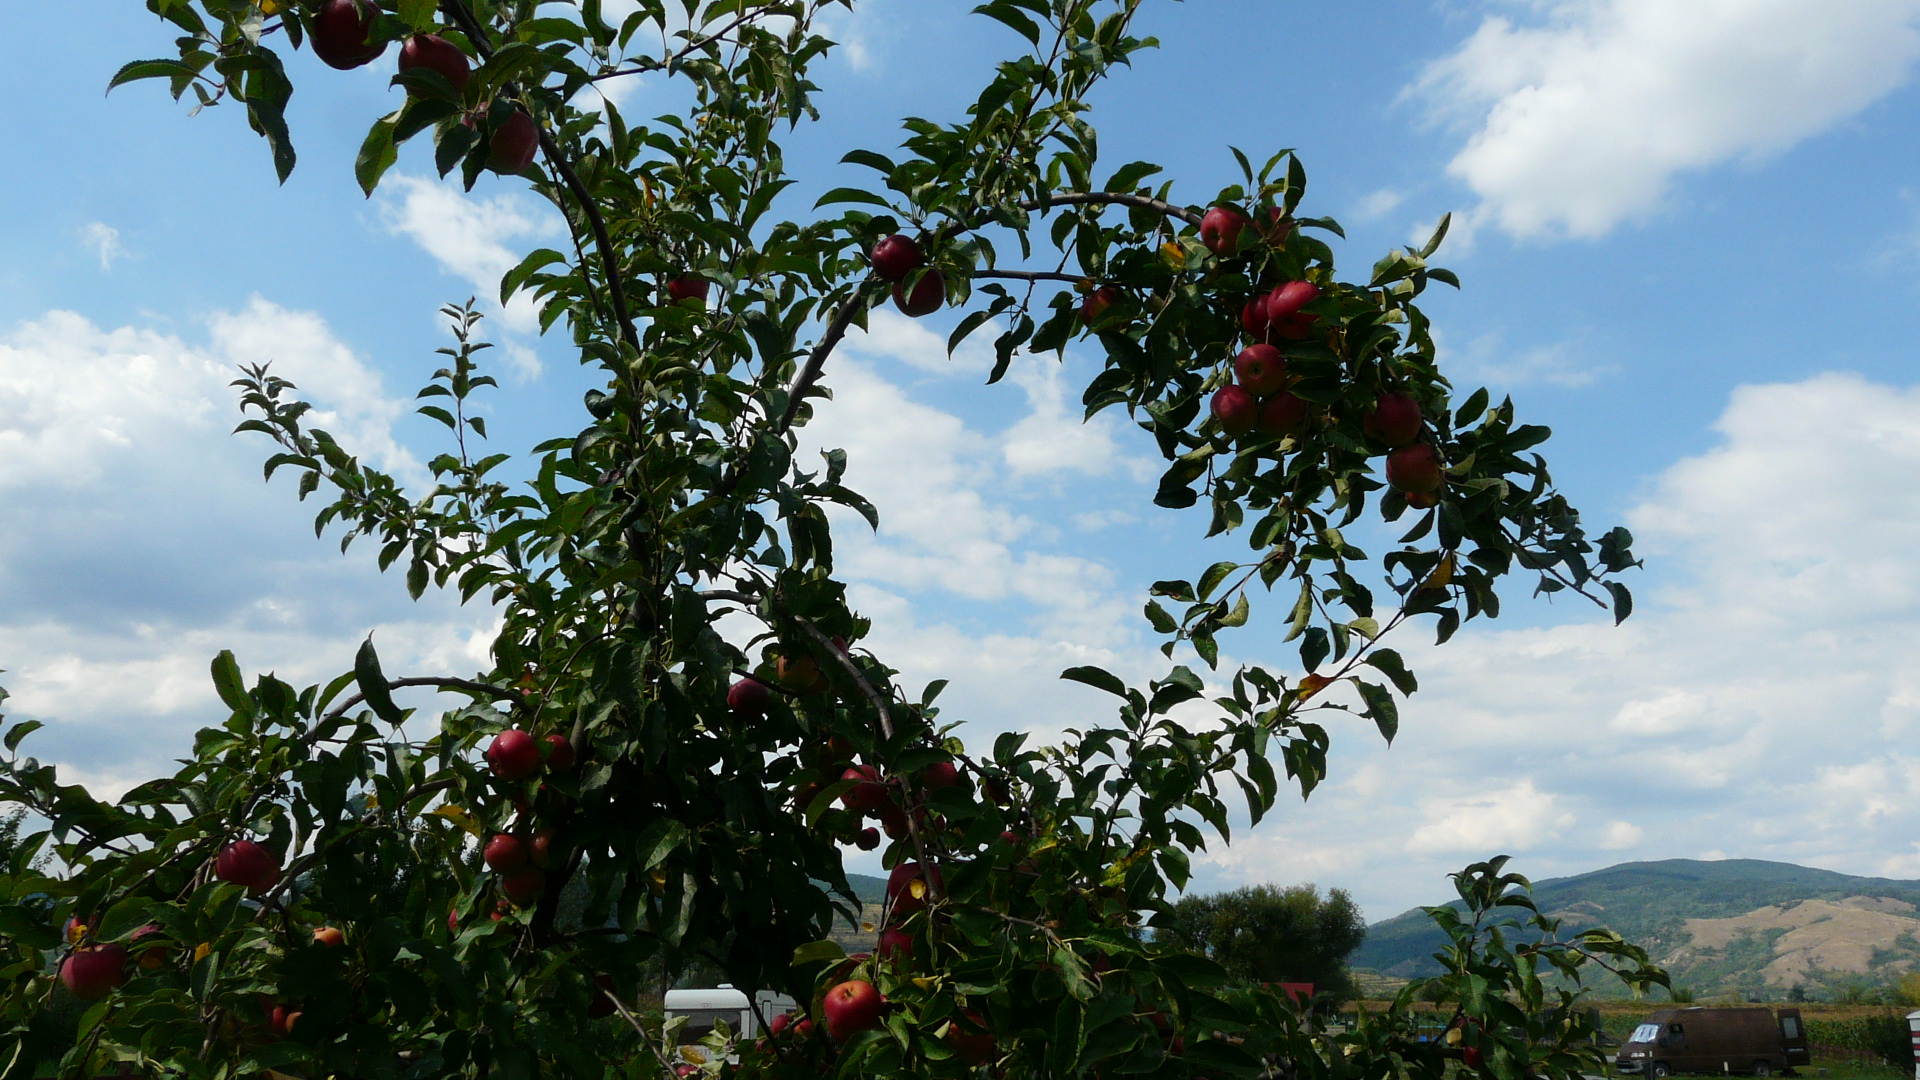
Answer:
0, 304, 498, 799
1416, 0, 1920, 238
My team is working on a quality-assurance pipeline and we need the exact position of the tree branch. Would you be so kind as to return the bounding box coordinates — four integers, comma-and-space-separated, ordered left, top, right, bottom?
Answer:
1016, 191, 1204, 227
775, 283, 873, 434
321, 676, 526, 727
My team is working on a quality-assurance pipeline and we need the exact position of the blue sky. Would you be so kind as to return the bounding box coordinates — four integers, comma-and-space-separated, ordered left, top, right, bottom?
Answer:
6, 1, 1920, 927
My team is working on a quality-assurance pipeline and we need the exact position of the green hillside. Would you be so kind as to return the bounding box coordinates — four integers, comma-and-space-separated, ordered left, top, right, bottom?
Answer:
1353, 859, 1920, 997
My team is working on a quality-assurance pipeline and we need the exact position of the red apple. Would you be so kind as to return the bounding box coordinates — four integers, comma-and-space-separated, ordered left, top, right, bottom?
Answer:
822, 979, 885, 1041
892, 270, 945, 317
270, 1003, 302, 1037
1274, 313, 1318, 340
398, 33, 469, 95
1240, 294, 1274, 340
64, 915, 91, 945
502, 867, 546, 906
1233, 344, 1287, 396
1080, 286, 1121, 327
877, 802, 909, 839
529, 826, 560, 869
769, 1012, 794, 1037
1211, 385, 1258, 437
886, 861, 942, 917
922, 761, 960, 790
1266, 280, 1320, 321
1385, 443, 1445, 494
870, 234, 923, 281
132, 923, 169, 970
777, 652, 827, 695
486, 728, 542, 781
60, 943, 128, 1002
1462, 1046, 1484, 1069
1258, 392, 1309, 437
1405, 490, 1440, 510
216, 839, 281, 893
793, 1018, 815, 1039
542, 733, 575, 770
310, 0, 385, 70
1170, 1034, 1187, 1055
727, 677, 770, 717
1199, 206, 1247, 256
839, 765, 887, 815
1363, 392, 1422, 448
877, 926, 914, 964
947, 1009, 996, 1066
825, 734, 856, 761
665, 275, 708, 305
486, 109, 540, 174
484, 833, 528, 873
312, 926, 345, 948
1262, 206, 1292, 247
448, 907, 461, 933
854, 827, 881, 851
588, 972, 618, 1018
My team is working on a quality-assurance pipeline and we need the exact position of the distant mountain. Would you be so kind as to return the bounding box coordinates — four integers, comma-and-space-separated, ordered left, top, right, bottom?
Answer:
1352, 859, 1920, 997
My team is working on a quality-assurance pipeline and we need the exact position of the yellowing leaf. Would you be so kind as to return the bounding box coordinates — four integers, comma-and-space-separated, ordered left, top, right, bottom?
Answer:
193, 942, 211, 963
1423, 554, 1456, 590
429, 803, 482, 839
1297, 673, 1333, 701
1159, 242, 1187, 268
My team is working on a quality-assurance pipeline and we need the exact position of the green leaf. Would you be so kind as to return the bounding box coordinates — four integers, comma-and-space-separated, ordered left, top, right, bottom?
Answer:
354, 637, 406, 726
106, 58, 200, 94
1060, 666, 1129, 699
210, 651, 252, 716
1364, 648, 1418, 695
397, 0, 438, 30
1355, 680, 1399, 743
501, 248, 567, 305
1196, 561, 1238, 601
1419, 212, 1453, 258
974, 0, 1042, 45
839, 149, 895, 173
791, 940, 846, 966
3, 720, 44, 752
813, 186, 893, 209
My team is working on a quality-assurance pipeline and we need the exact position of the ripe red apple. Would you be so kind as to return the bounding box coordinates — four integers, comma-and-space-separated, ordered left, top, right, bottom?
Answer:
60, 943, 127, 1002
854, 827, 881, 851
947, 1009, 996, 1066
839, 765, 887, 814
892, 270, 945, 317
877, 802, 909, 840
1385, 443, 1445, 494
484, 833, 528, 873
216, 839, 281, 893
727, 677, 770, 717
270, 1003, 302, 1037
1240, 294, 1274, 340
398, 33, 469, 95
982, 776, 1011, 805
529, 826, 560, 869
1405, 489, 1440, 510
310, 0, 385, 70
825, 734, 855, 761
486, 728, 542, 780
312, 926, 345, 948
1265, 280, 1320, 321
486, 109, 540, 174
870, 234, 923, 281
1199, 206, 1247, 256
665, 275, 708, 305
1080, 286, 1121, 327
922, 761, 960, 790
1211, 385, 1258, 437
588, 972, 618, 1018
886, 861, 942, 917
793, 1018, 815, 1039
490, 898, 511, 921
1262, 206, 1292, 246
777, 652, 827, 695
131, 923, 169, 970
769, 1012, 794, 1037
1233, 344, 1287, 396
823, 979, 885, 1041
1364, 392, 1421, 448
447, 907, 461, 933
877, 926, 914, 964
502, 867, 546, 906
1259, 392, 1309, 437
542, 733, 575, 770
1462, 1046, 1484, 1069
1170, 1034, 1187, 1055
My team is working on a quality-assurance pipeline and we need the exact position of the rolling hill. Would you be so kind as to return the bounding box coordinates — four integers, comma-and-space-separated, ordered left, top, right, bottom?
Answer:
1352, 859, 1920, 998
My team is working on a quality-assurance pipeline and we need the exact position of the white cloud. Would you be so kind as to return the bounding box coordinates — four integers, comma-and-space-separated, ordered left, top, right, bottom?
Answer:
1601, 821, 1645, 850
1407, 779, 1571, 853
1416, 0, 1920, 238
1443, 328, 1613, 388
79, 223, 125, 270
1353, 188, 1406, 222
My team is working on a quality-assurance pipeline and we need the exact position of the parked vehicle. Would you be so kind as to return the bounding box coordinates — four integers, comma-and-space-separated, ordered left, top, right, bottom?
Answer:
664, 986, 798, 1063
1614, 1007, 1810, 1077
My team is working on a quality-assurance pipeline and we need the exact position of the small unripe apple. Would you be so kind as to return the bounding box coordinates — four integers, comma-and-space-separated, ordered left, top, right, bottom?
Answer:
892, 270, 945, 317
922, 761, 960, 790
530, 826, 561, 869
870, 234, 923, 281
839, 765, 887, 814
854, 826, 881, 851
1259, 392, 1309, 437
310, 0, 385, 70
484, 833, 528, 873
542, 733, 575, 770
398, 33, 469, 95
1233, 344, 1287, 397
1211, 385, 1258, 436
947, 1009, 997, 1066
1080, 286, 1121, 327
665, 275, 709, 306
486, 109, 539, 174
486, 728, 542, 780
728, 677, 771, 717
216, 839, 281, 894
502, 867, 546, 906
60, 943, 128, 1002
777, 652, 827, 695
1363, 392, 1422, 448
1266, 280, 1320, 322
823, 979, 885, 1041
312, 926, 345, 948
1199, 206, 1247, 256
1385, 443, 1445, 494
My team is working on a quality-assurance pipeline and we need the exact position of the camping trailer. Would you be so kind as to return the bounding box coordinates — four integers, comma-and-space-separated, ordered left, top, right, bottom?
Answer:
663, 986, 798, 1061
1614, 1007, 1810, 1077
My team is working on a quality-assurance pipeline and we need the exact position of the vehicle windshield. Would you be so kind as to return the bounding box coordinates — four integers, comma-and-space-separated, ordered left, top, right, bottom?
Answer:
1631, 1024, 1661, 1044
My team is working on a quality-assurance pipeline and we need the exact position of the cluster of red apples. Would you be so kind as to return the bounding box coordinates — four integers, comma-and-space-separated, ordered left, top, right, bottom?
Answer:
475, 726, 576, 915
307, 0, 538, 173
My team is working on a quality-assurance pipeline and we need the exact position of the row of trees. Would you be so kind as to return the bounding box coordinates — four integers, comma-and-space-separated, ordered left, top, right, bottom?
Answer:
0, 1, 1662, 1076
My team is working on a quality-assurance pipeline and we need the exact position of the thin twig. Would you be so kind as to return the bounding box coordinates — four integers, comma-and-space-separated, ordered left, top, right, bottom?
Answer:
1017, 191, 1204, 227
321, 676, 525, 727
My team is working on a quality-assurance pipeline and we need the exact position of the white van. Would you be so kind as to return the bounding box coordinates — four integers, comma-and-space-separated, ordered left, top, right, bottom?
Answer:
663, 986, 798, 1061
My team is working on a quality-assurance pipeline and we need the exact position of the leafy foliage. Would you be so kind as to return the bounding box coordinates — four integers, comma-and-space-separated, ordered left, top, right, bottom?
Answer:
1156, 883, 1366, 1001
0, 1, 1660, 1076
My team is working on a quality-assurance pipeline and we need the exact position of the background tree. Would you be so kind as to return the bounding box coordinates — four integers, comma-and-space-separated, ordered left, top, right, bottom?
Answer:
1158, 884, 1365, 1001
0, 1, 1662, 1077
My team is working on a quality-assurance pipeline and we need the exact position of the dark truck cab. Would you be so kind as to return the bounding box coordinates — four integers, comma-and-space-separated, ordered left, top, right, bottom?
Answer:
1615, 1007, 1810, 1077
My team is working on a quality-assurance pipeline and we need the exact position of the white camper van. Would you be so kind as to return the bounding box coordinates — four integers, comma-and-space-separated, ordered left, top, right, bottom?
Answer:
663, 986, 798, 1062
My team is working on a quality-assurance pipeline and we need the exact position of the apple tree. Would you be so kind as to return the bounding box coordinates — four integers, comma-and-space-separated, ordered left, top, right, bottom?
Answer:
0, 1, 1663, 1077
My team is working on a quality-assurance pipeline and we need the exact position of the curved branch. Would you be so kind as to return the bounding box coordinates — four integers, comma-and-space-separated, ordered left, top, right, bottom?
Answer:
775, 283, 873, 434
1016, 191, 1204, 227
